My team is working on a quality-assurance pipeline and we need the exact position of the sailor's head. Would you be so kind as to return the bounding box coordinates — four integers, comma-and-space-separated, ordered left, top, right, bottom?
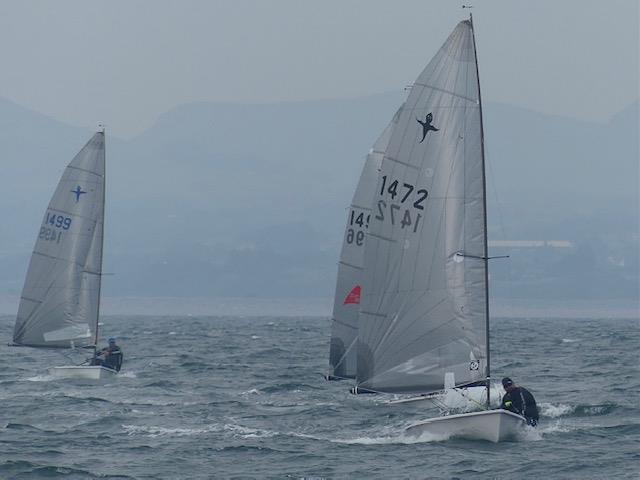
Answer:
108, 337, 116, 345
502, 377, 515, 391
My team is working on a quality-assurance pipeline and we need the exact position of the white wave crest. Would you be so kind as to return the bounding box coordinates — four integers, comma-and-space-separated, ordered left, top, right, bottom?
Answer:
123, 424, 219, 437
241, 388, 261, 395
540, 402, 574, 418
223, 424, 279, 439
25, 374, 55, 382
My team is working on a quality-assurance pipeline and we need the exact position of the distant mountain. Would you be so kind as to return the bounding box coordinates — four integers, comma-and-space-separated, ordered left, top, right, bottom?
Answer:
0, 95, 637, 301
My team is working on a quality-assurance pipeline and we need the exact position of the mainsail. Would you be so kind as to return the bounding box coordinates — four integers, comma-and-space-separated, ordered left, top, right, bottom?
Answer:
355, 20, 488, 394
328, 105, 404, 379
13, 131, 106, 348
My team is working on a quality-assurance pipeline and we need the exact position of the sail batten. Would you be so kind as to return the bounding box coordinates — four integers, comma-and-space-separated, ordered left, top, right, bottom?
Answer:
355, 20, 487, 395
13, 132, 106, 349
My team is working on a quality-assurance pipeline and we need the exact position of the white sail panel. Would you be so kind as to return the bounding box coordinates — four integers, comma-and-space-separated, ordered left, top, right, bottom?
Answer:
13, 132, 105, 348
328, 105, 404, 379
356, 21, 487, 394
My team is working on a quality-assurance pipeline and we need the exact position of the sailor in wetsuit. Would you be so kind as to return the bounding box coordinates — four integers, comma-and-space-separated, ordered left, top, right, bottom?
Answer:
500, 377, 539, 426
91, 337, 123, 372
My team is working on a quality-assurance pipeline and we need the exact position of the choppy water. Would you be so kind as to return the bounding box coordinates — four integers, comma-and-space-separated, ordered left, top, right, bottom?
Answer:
1, 315, 638, 479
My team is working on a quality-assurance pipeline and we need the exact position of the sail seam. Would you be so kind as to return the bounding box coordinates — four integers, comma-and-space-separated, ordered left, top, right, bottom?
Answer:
67, 165, 103, 177
384, 156, 419, 170
19, 296, 43, 304
350, 204, 372, 211
46, 207, 100, 223
367, 233, 396, 243
413, 82, 477, 103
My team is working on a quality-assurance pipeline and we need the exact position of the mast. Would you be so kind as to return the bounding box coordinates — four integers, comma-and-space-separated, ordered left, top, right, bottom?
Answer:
469, 13, 491, 409
93, 125, 106, 353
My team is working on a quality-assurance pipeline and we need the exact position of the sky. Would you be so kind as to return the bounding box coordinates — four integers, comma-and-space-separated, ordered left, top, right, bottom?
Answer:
0, 0, 638, 138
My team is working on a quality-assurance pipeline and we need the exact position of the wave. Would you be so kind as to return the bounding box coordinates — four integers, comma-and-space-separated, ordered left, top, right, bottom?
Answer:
123, 424, 218, 437
3, 422, 53, 432
24, 374, 55, 382
539, 402, 619, 418
0, 460, 135, 479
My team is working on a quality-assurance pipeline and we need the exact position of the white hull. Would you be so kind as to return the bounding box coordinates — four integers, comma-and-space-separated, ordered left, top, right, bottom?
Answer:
48, 365, 117, 380
406, 409, 526, 443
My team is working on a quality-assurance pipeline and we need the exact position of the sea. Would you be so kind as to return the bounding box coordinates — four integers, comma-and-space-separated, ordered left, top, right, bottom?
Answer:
1, 314, 638, 479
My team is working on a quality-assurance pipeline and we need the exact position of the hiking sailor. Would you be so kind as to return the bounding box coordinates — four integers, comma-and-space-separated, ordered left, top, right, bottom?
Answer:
91, 337, 123, 372
500, 377, 539, 426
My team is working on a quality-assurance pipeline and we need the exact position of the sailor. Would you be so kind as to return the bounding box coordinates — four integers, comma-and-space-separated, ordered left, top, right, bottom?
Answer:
91, 337, 123, 372
500, 377, 539, 426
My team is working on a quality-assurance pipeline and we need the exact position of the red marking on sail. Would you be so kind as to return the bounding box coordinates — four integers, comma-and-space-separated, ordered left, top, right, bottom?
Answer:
343, 285, 361, 305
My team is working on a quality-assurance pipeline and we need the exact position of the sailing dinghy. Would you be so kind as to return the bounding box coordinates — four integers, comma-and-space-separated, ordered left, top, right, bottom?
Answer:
350, 16, 526, 442
11, 129, 115, 380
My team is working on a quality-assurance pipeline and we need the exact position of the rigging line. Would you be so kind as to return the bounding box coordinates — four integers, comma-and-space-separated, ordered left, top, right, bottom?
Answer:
456, 386, 488, 410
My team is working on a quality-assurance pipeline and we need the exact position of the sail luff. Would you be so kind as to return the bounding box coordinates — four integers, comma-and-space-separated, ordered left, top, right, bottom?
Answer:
92, 130, 106, 347
469, 14, 491, 408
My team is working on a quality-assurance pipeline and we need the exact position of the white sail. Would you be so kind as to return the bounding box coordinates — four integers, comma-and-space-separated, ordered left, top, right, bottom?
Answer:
13, 132, 106, 348
355, 20, 488, 394
328, 105, 404, 379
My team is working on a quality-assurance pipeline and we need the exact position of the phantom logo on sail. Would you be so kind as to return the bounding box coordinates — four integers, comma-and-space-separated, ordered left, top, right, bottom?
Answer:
416, 113, 439, 143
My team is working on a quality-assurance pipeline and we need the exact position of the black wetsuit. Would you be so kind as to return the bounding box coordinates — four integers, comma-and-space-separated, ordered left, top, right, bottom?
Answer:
92, 345, 123, 372
501, 386, 539, 426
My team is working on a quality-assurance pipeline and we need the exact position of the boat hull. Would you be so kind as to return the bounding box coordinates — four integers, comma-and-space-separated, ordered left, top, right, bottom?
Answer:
405, 409, 526, 442
48, 365, 117, 380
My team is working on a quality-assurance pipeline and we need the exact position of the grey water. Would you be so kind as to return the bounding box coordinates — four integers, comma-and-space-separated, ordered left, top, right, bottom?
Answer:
1, 314, 638, 479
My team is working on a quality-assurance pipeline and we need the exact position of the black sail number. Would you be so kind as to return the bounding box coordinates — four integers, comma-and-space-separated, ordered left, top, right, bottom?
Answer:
379, 176, 428, 210
413, 189, 428, 210
375, 200, 422, 233
346, 208, 369, 246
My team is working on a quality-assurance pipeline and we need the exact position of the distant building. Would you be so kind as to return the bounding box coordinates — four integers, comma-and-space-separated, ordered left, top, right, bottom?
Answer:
488, 240, 573, 248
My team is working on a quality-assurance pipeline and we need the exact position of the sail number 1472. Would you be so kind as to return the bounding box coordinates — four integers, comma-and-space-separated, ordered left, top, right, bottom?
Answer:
375, 176, 427, 232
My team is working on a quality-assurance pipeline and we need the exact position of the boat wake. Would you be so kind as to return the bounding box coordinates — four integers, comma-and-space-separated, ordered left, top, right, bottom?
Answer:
24, 374, 55, 382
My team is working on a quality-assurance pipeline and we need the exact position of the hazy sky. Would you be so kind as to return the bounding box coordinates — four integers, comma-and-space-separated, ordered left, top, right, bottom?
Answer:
0, 0, 637, 137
